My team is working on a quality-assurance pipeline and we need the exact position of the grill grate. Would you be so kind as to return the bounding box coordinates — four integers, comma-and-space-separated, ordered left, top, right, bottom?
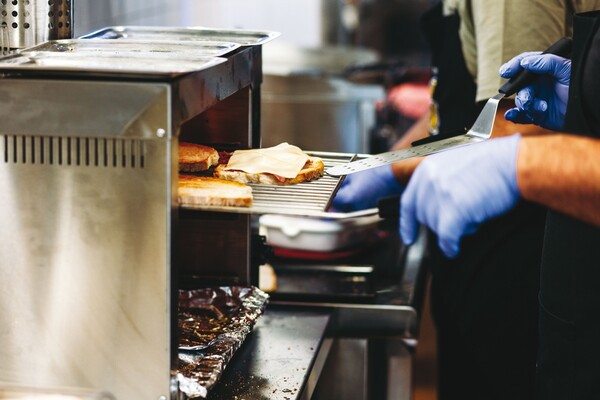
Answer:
180, 151, 357, 217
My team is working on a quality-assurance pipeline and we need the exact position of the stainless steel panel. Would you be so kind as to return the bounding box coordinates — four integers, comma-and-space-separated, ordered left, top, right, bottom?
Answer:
80, 26, 280, 46
0, 40, 262, 400
261, 74, 384, 154
0, 51, 226, 78
0, 385, 115, 399
311, 338, 413, 400
206, 308, 332, 400
0, 80, 174, 399
23, 38, 240, 57
0, 80, 170, 139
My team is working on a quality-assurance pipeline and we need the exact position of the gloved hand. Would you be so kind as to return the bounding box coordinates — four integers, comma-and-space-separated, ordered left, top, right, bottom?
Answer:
332, 165, 403, 211
400, 135, 522, 258
499, 52, 571, 131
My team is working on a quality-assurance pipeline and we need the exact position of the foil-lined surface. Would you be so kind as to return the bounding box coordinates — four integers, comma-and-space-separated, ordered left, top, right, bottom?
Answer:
176, 286, 269, 399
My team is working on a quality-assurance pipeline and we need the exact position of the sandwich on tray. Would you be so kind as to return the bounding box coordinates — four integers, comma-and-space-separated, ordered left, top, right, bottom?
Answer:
179, 142, 220, 172
214, 142, 324, 185
178, 142, 253, 208
178, 175, 253, 208
177, 141, 323, 208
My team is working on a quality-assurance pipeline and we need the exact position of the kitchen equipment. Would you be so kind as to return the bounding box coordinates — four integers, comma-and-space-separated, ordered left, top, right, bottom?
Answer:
1, 25, 9, 55
0, 386, 114, 400
0, 50, 227, 78
0, 38, 240, 78
259, 214, 381, 252
177, 286, 269, 398
268, 264, 376, 303
0, 25, 424, 400
0, 27, 270, 400
80, 25, 280, 46
326, 37, 574, 176
261, 42, 385, 154
22, 38, 241, 57
181, 151, 360, 217
0, 0, 72, 50
0, 35, 233, 78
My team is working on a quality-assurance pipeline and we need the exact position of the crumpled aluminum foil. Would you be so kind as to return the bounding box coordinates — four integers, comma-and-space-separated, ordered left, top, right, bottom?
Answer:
175, 286, 269, 399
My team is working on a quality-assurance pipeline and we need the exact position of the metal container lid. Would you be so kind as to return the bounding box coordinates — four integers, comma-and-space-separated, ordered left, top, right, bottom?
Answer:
262, 42, 379, 77
0, 38, 234, 78
22, 38, 240, 58
80, 26, 280, 47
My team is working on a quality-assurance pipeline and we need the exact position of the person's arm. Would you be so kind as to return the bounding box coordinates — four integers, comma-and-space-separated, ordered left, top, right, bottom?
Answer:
332, 107, 431, 211
387, 112, 429, 185
388, 100, 554, 186
391, 111, 430, 150
518, 134, 600, 226
494, 100, 556, 137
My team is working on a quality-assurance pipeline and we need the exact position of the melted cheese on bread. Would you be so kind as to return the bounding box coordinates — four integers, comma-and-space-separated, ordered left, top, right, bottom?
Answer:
223, 143, 310, 178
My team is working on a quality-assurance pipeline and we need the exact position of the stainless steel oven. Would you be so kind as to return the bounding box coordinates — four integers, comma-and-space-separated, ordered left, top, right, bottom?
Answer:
0, 25, 426, 400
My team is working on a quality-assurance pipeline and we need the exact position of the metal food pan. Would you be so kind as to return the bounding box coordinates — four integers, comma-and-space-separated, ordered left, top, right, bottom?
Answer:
21, 39, 241, 58
0, 52, 227, 78
80, 26, 281, 46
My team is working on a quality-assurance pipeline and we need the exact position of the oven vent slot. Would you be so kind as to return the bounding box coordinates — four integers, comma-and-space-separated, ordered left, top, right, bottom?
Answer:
1, 135, 146, 168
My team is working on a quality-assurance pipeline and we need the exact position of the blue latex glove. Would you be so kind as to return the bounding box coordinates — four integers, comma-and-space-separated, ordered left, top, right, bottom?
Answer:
400, 135, 522, 258
499, 52, 571, 131
332, 165, 403, 211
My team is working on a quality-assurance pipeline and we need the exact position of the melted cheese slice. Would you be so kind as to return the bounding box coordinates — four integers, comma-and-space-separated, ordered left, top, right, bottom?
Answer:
223, 143, 310, 178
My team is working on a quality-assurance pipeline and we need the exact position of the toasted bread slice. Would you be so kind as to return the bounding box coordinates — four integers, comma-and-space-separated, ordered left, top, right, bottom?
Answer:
178, 175, 253, 207
179, 142, 220, 172
214, 156, 325, 185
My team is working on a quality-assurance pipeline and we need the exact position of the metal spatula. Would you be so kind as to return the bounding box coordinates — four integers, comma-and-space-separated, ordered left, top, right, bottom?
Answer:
326, 37, 573, 177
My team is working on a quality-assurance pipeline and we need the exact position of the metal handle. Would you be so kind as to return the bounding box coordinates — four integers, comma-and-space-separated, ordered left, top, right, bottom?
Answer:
499, 37, 573, 97
0, 25, 8, 56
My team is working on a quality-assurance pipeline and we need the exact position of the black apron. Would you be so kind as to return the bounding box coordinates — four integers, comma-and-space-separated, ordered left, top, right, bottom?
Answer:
536, 11, 600, 400
421, 4, 546, 400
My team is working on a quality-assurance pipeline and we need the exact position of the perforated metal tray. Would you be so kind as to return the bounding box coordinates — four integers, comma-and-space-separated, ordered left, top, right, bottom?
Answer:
179, 151, 376, 218
80, 26, 280, 46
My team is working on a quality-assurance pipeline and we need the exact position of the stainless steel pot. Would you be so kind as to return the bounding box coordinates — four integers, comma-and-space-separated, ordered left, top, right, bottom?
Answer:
261, 43, 385, 154
0, 0, 72, 50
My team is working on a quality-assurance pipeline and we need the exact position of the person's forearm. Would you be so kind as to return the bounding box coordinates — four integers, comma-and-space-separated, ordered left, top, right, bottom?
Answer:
392, 157, 422, 186
517, 134, 600, 226
492, 100, 555, 137
386, 102, 555, 187
386, 113, 430, 184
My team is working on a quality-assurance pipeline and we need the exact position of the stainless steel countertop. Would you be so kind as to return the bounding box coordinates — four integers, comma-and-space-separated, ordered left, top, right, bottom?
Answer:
205, 229, 427, 399
206, 307, 332, 400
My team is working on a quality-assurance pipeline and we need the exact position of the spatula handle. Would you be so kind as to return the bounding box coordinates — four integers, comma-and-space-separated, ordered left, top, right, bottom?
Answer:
377, 195, 400, 220
499, 36, 573, 97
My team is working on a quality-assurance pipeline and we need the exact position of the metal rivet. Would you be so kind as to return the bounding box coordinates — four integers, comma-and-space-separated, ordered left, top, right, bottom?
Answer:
156, 128, 166, 138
